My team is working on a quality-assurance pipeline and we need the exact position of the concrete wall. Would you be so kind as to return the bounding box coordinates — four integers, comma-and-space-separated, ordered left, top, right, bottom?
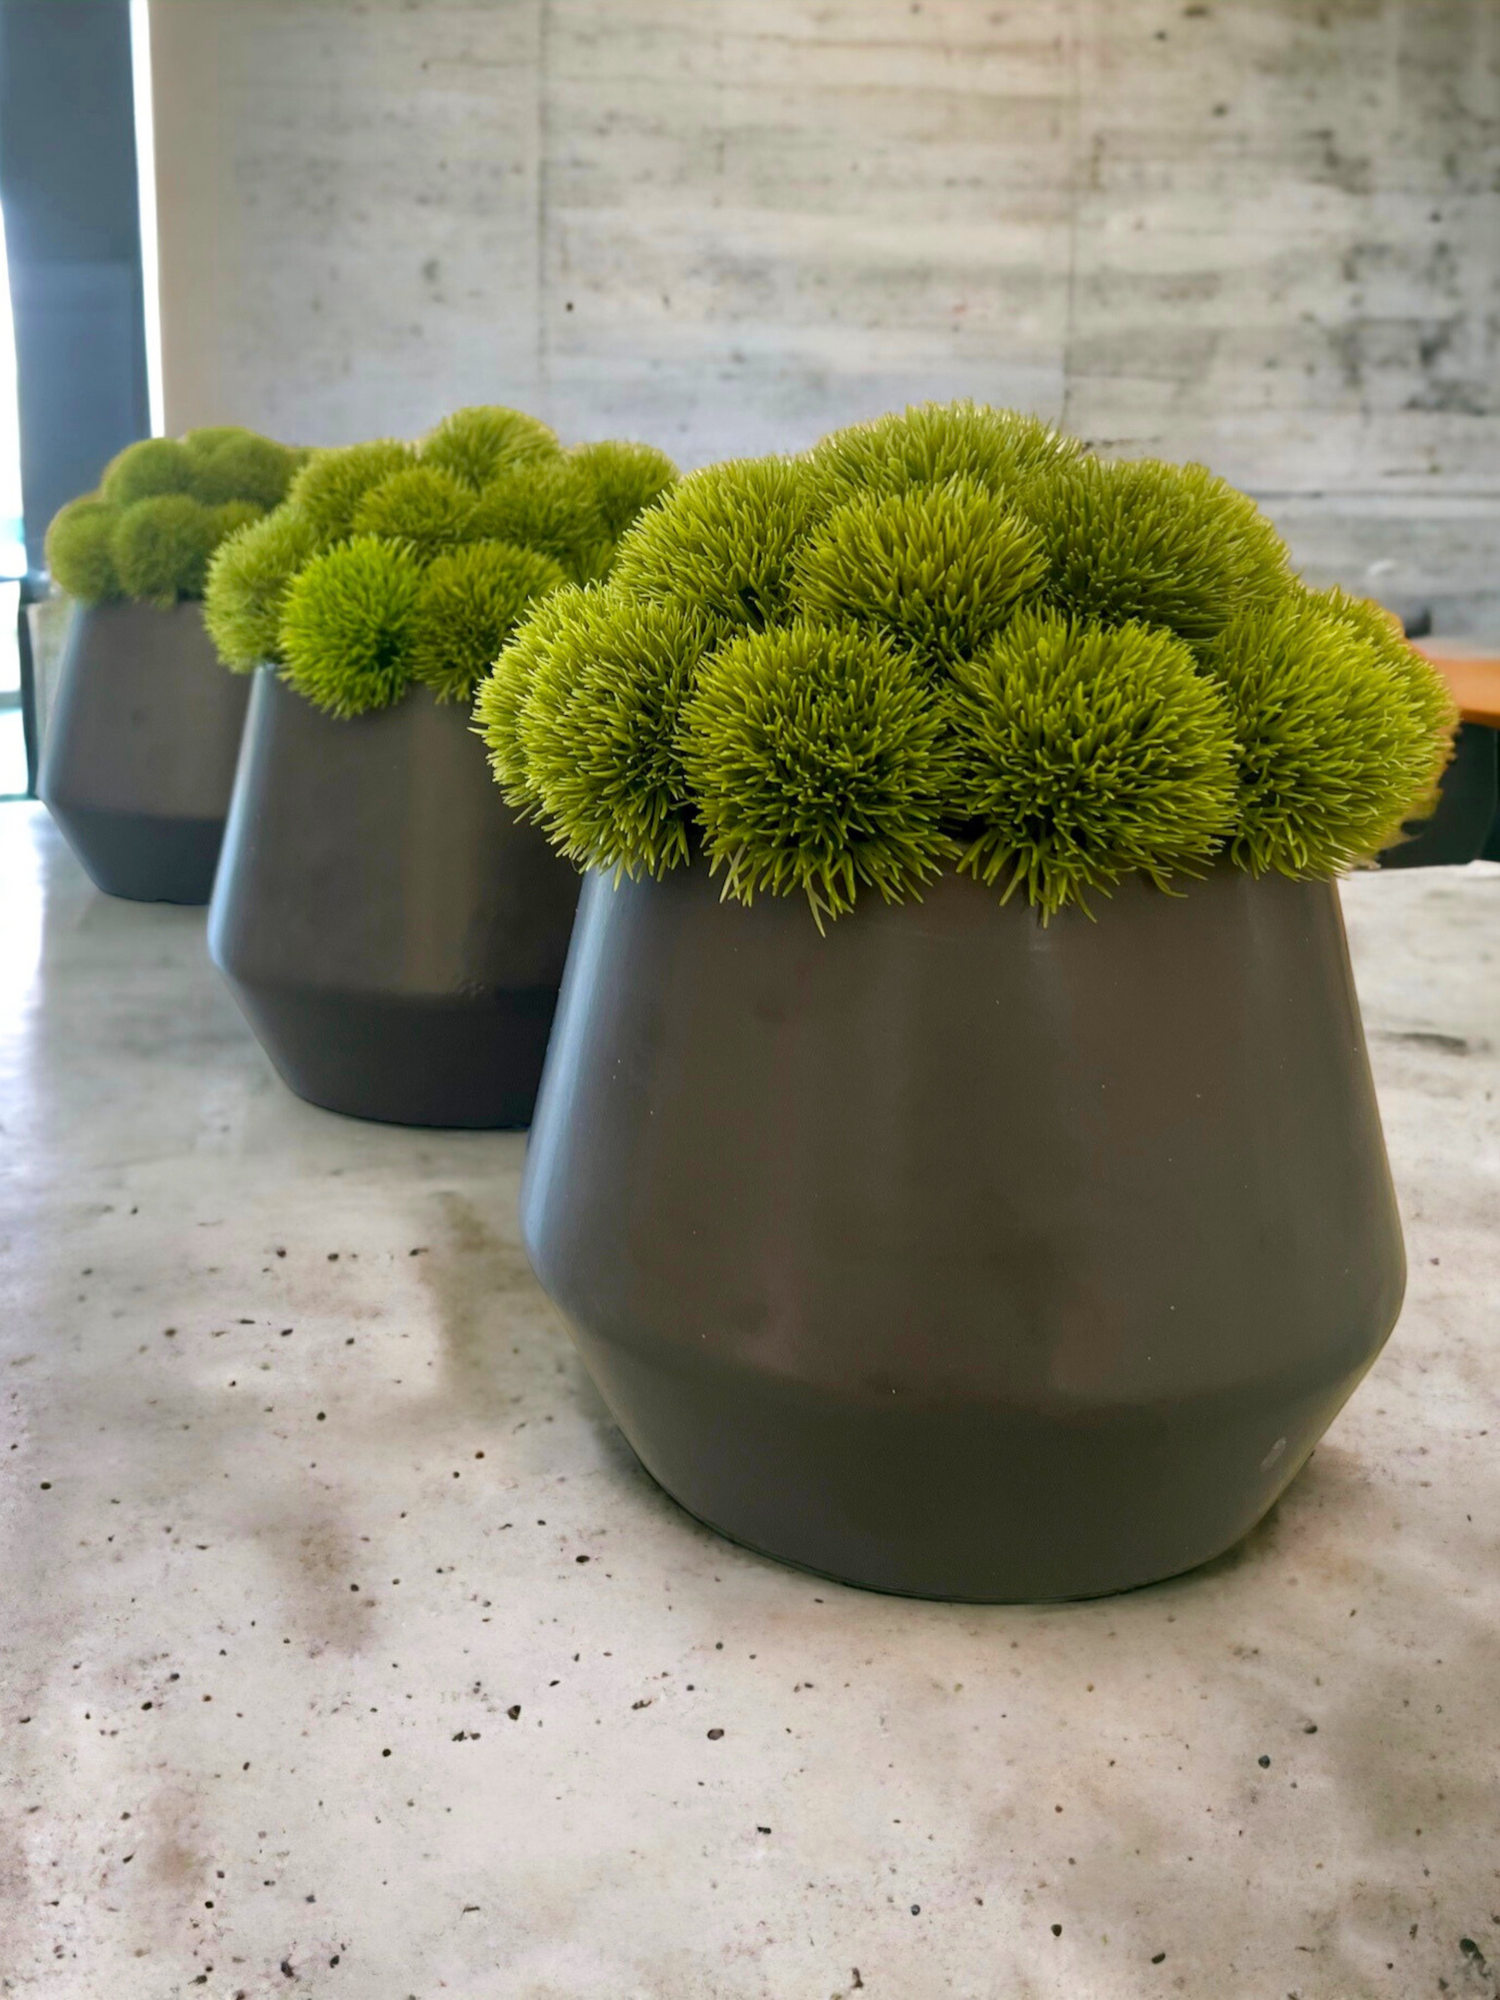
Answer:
149, 0, 1500, 630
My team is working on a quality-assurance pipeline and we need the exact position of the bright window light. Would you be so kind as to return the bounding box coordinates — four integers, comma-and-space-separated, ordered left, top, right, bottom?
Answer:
130, 0, 165, 437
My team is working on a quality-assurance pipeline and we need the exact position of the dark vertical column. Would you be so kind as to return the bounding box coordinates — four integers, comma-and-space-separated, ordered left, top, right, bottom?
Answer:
0, 0, 149, 575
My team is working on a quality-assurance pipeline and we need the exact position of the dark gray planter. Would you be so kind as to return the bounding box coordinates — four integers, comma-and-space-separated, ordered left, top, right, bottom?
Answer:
38, 599, 250, 903
208, 667, 580, 1128
523, 862, 1406, 1601
1379, 722, 1497, 869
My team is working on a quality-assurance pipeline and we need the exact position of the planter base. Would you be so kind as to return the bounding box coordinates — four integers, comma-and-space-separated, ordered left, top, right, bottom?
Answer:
40, 803, 229, 905
219, 979, 559, 1129
581, 1337, 1359, 1602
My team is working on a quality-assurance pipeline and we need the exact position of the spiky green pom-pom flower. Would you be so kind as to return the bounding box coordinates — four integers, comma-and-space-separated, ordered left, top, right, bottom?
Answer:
286, 441, 416, 542
410, 541, 566, 703
108, 494, 220, 605
204, 508, 323, 669
947, 608, 1238, 916
45, 497, 120, 601
100, 437, 195, 506
475, 586, 597, 809
186, 431, 297, 510
421, 406, 561, 490
790, 478, 1047, 670
352, 466, 479, 559
1020, 455, 1291, 645
567, 440, 678, 540
1201, 596, 1454, 875
680, 622, 956, 924
808, 401, 1081, 507
611, 458, 823, 635
469, 462, 604, 579
1312, 587, 1459, 767
496, 591, 710, 876
208, 500, 263, 542
278, 537, 425, 717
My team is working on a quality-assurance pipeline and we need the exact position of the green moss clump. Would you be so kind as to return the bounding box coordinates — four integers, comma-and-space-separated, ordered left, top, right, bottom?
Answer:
567, 440, 678, 541
186, 430, 298, 510
45, 497, 120, 601
791, 479, 1047, 670
948, 609, 1239, 916
1020, 455, 1292, 645
808, 401, 1082, 506
108, 494, 220, 605
286, 441, 416, 542
100, 436, 195, 506
610, 458, 823, 634
1202, 595, 1455, 875
204, 508, 323, 670
352, 466, 479, 559
681, 622, 956, 924
422, 406, 561, 490
481, 403, 1455, 921
47, 427, 311, 605
279, 538, 425, 717
410, 541, 566, 703
486, 590, 709, 876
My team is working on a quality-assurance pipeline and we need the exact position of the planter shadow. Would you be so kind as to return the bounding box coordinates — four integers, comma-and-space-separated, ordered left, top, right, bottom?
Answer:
208, 668, 580, 1128
522, 863, 1406, 1603
38, 600, 250, 903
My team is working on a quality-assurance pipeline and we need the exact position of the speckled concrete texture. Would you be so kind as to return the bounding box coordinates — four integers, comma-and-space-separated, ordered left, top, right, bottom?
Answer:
1, 803, 1496, 1999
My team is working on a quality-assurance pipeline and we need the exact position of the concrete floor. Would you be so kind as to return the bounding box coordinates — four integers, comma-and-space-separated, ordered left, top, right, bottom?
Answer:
1, 802, 1496, 2000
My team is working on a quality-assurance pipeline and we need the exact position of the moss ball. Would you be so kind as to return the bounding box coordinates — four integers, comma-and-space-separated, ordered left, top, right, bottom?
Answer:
410, 540, 567, 703
108, 494, 220, 604
790, 478, 1048, 670
352, 466, 480, 559
947, 608, 1239, 915
495, 590, 710, 875
100, 437, 196, 507
204, 508, 324, 670
469, 461, 605, 580
567, 440, 678, 541
46, 497, 120, 601
680, 621, 957, 923
1019, 455, 1292, 645
187, 431, 298, 510
476, 586, 598, 811
610, 457, 824, 635
421, 406, 562, 490
1202, 594, 1455, 875
807, 402, 1082, 508
278, 537, 426, 717
286, 441, 416, 543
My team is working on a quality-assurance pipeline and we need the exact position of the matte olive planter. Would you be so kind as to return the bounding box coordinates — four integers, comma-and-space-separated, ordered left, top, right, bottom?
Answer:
522, 862, 1406, 1602
39, 599, 250, 903
208, 667, 580, 1128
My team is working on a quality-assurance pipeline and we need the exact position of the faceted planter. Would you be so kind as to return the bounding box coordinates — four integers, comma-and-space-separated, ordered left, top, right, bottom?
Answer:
522, 862, 1406, 1602
208, 667, 580, 1128
39, 600, 250, 903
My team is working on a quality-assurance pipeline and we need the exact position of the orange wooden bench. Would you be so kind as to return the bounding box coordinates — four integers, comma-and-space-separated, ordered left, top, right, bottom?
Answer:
1413, 644, 1500, 731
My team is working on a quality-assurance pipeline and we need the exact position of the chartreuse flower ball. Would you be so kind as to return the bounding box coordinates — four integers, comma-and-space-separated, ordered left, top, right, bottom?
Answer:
479, 400, 1456, 922
200, 407, 680, 717
46, 429, 302, 606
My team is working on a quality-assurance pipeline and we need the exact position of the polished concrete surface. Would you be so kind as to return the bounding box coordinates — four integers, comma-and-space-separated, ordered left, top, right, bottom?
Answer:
1, 801, 1496, 2000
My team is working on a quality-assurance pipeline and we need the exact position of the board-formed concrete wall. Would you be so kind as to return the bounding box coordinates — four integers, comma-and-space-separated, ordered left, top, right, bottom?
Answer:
148, 0, 1499, 630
